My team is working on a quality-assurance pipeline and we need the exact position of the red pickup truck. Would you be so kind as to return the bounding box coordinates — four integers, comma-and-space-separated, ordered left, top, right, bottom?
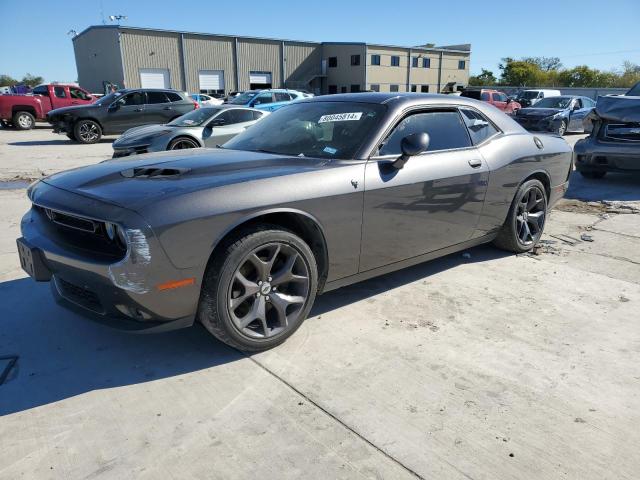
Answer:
0, 84, 95, 130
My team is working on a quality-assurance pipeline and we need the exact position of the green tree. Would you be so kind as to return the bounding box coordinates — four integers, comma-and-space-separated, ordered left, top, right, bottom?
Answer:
0, 74, 18, 86
20, 73, 44, 87
469, 69, 497, 86
521, 56, 563, 72
498, 58, 545, 86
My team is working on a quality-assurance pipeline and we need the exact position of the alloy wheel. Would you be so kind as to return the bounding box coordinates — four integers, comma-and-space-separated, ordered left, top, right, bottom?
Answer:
79, 122, 99, 142
170, 139, 198, 149
516, 186, 546, 246
227, 242, 310, 339
558, 121, 567, 136
18, 114, 33, 129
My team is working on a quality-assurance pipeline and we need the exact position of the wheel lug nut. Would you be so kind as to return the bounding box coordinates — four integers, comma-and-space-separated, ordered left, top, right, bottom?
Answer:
258, 281, 263, 286
273, 287, 277, 291
268, 276, 272, 281
266, 296, 270, 301
256, 293, 261, 297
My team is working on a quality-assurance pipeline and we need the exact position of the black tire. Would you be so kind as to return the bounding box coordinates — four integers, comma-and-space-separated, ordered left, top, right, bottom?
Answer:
493, 179, 548, 253
12, 111, 35, 130
66, 132, 77, 141
557, 119, 567, 136
73, 119, 102, 144
0, 120, 11, 129
579, 170, 606, 179
198, 224, 318, 352
168, 136, 200, 150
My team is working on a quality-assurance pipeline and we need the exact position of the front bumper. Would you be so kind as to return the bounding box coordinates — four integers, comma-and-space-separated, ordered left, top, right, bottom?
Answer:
20, 182, 200, 332
514, 115, 561, 132
574, 137, 640, 173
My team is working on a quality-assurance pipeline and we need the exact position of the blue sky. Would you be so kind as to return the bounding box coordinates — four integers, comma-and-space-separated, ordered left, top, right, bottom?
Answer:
2, 0, 639, 83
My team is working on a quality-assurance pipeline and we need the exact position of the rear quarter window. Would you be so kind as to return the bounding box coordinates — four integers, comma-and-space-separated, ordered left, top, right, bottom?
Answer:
459, 108, 500, 145
166, 92, 183, 102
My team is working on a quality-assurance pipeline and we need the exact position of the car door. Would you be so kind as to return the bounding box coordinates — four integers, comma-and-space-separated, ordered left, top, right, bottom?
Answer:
144, 91, 173, 124
202, 109, 257, 146
360, 108, 490, 272
568, 98, 589, 132
491, 92, 507, 111
51, 86, 73, 109
108, 91, 145, 133
68, 86, 94, 106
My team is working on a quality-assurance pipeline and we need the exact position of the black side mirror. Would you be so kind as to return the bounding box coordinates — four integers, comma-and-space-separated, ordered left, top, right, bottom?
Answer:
391, 132, 430, 169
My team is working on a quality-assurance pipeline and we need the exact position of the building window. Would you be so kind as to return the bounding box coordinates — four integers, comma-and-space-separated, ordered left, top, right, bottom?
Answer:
412, 57, 418, 68
341, 86, 347, 93
350, 84, 361, 92
370, 84, 380, 92
328, 57, 337, 68
328, 85, 338, 94
423, 58, 431, 68
421, 85, 429, 93
390, 84, 399, 92
391, 56, 400, 67
410, 85, 417, 92
351, 55, 360, 66
458, 60, 466, 70
371, 54, 381, 66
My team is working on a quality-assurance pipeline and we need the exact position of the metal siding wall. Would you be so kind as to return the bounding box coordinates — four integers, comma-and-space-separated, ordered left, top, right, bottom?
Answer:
120, 30, 184, 90
73, 28, 124, 93
182, 35, 236, 92
284, 43, 322, 84
237, 40, 281, 90
322, 44, 366, 92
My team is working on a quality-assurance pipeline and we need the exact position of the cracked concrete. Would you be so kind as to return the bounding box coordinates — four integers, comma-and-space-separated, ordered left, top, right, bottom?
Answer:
1, 128, 640, 479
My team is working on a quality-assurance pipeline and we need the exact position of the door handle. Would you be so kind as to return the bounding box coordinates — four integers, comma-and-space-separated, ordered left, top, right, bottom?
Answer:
163, 107, 172, 110
468, 158, 482, 168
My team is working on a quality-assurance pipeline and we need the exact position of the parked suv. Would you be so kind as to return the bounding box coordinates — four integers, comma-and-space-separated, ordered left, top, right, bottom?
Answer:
226, 89, 306, 112
0, 84, 95, 130
47, 89, 197, 144
460, 89, 521, 114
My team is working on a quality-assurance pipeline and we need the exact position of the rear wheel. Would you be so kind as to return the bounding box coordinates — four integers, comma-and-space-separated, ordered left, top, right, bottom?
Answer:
494, 179, 547, 253
12, 111, 35, 130
198, 225, 318, 352
74, 120, 102, 144
580, 170, 606, 179
168, 137, 200, 150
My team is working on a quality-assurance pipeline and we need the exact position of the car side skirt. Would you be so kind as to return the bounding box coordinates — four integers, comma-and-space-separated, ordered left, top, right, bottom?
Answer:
321, 233, 497, 293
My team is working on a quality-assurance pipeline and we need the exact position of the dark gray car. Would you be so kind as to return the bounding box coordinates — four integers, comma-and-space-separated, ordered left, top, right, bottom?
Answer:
18, 93, 572, 351
514, 96, 596, 135
47, 89, 196, 144
112, 106, 268, 158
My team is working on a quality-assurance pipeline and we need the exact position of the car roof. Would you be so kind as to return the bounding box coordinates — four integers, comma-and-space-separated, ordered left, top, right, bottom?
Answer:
303, 92, 484, 106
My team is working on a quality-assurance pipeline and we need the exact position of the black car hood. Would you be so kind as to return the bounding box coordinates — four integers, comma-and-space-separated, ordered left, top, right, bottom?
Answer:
41, 148, 334, 210
48, 104, 101, 117
593, 95, 640, 122
517, 107, 563, 118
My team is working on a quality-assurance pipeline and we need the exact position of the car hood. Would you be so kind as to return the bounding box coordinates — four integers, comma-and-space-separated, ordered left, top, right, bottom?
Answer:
48, 104, 101, 117
517, 107, 563, 118
40, 148, 334, 210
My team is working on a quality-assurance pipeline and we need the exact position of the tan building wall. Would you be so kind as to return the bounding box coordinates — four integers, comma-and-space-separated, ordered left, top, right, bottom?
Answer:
284, 42, 322, 89
322, 43, 366, 93
120, 29, 184, 90
72, 27, 124, 93
236, 39, 281, 91
366, 45, 409, 92
438, 52, 470, 89
182, 34, 236, 92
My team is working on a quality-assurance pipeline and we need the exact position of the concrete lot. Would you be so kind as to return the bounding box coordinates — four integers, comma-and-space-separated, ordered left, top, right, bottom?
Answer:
1, 127, 639, 479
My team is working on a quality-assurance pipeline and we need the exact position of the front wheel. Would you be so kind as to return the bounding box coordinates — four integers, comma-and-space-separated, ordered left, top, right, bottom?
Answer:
557, 119, 567, 136
13, 111, 35, 130
74, 119, 102, 144
198, 225, 318, 352
494, 179, 548, 253
168, 137, 200, 150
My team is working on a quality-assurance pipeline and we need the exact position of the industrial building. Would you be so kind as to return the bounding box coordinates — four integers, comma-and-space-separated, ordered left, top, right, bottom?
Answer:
72, 25, 470, 96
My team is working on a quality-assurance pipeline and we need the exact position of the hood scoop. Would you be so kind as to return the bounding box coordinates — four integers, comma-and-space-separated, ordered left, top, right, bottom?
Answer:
121, 167, 191, 179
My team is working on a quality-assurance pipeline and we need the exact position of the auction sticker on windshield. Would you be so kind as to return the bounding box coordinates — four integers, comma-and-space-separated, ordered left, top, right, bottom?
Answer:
318, 112, 363, 123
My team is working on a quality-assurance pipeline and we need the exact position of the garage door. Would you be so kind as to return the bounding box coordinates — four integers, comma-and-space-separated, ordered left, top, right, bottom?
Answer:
199, 70, 225, 92
249, 71, 272, 85
139, 69, 170, 89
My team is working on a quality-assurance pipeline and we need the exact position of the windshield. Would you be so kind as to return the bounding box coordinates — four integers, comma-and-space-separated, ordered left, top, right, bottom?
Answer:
229, 91, 258, 105
520, 91, 541, 100
626, 82, 640, 96
532, 97, 572, 109
168, 107, 221, 127
95, 91, 123, 105
223, 101, 386, 159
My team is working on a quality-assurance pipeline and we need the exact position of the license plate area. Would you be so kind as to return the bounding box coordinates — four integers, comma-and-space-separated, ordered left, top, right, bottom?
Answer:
16, 237, 51, 281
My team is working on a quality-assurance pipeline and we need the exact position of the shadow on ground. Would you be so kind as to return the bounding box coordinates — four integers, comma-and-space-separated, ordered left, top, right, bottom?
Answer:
0, 244, 506, 416
8, 139, 113, 146
566, 169, 640, 202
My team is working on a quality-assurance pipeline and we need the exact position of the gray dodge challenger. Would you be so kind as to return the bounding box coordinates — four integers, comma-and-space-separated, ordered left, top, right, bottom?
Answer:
18, 93, 572, 351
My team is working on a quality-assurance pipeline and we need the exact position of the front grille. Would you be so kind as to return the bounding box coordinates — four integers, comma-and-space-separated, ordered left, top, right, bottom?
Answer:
56, 277, 103, 313
604, 123, 640, 142
43, 208, 100, 233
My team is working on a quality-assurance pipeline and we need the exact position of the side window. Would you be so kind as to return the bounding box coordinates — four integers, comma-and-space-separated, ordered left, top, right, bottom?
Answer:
216, 109, 255, 125
497, 93, 508, 102
146, 91, 170, 104
116, 92, 144, 106
54, 86, 66, 98
252, 93, 273, 105
69, 88, 90, 100
251, 111, 264, 120
32, 85, 49, 96
584, 98, 595, 108
379, 110, 471, 156
166, 92, 182, 102
574, 99, 583, 109
274, 92, 290, 102
459, 108, 499, 145
481, 92, 490, 101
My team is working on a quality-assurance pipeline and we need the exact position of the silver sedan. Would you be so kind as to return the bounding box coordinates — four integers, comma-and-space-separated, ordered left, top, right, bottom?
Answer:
112, 106, 268, 158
